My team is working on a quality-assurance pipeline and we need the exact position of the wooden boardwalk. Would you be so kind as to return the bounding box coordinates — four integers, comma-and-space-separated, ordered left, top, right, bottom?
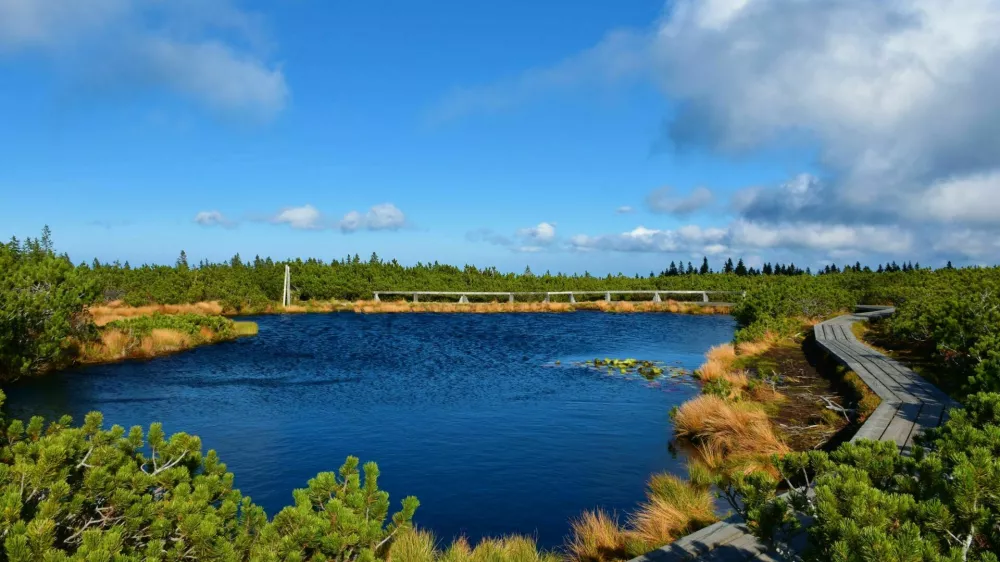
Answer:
628, 306, 957, 562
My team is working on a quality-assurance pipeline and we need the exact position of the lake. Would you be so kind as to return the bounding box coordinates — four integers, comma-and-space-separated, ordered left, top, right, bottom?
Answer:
3, 312, 735, 548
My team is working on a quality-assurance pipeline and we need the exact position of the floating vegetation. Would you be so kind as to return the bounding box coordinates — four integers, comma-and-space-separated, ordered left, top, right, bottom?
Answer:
580, 358, 690, 381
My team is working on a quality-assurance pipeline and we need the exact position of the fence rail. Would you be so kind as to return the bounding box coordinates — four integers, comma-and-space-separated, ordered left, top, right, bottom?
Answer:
372, 290, 745, 304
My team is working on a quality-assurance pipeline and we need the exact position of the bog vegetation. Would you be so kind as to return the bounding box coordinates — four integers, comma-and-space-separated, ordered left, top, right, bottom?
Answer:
4, 228, 1000, 560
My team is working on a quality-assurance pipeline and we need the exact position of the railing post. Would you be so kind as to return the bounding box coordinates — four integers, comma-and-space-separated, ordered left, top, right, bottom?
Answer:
543, 293, 550, 303
413, 293, 419, 303
652, 292, 661, 302
569, 293, 576, 304
605, 291, 611, 302
374, 292, 380, 302
459, 295, 469, 304
702, 292, 709, 303
508, 293, 514, 304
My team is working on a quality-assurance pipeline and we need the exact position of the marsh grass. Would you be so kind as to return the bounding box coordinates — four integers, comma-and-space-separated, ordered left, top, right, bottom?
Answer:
565, 510, 630, 562
89, 300, 224, 325
388, 529, 559, 562
673, 395, 790, 465
351, 300, 729, 315
79, 314, 257, 364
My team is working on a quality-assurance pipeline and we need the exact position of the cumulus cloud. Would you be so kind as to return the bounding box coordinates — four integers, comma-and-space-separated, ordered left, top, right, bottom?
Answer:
437, 0, 1000, 263
646, 186, 713, 215
272, 205, 322, 230
468, 222, 558, 252
516, 222, 556, 244
194, 210, 234, 228
338, 203, 407, 233
0, 0, 288, 121
570, 220, 913, 257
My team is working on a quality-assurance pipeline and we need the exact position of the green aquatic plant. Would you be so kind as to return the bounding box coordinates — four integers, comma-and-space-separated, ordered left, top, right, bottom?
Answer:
583, 358, 681, 381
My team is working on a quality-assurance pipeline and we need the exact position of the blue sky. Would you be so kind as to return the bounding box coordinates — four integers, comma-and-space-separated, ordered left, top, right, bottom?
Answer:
2, 0, 999, 273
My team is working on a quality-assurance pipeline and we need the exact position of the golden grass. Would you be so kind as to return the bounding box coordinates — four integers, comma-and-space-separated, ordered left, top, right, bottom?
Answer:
628, 494, 715, 551
351, 299, 729, 315
389, 528, 437, 562
695, 344, 737, 382
78, 321, 258, 365
89, 301, 224, 326
673, 395, 790, 460
565, 510, 629, 562
389, 529, 560, 562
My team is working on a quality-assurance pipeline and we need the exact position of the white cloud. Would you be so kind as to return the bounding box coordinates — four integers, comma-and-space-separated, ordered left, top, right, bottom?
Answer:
468, 222, 558, 251
646, 186, 713, 215
434, 0, 1000, 264
615, 205, 635, 214
570, 220, 913, 257
516, 222, 556, 244
0, 0, 287, 121
273, 204, 322, 230
194, 210, 233, 227
339, 203, 407, 232
570, 224, 727, 254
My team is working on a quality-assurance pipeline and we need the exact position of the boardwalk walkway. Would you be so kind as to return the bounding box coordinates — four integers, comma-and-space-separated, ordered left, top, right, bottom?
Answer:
629, 306, 957, 562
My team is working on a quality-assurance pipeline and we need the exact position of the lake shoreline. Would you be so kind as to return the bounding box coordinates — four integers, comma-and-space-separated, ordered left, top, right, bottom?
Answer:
230, 299, 732, 316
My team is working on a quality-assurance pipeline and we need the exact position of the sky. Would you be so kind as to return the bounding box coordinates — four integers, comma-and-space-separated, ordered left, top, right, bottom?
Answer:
1, 0, 999, 274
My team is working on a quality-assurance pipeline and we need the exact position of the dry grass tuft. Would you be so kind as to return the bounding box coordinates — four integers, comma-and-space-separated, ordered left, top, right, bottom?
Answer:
673, 395, 789, 460
390, 529, 559, 562
695, 344, 736, 382
389, 529, 437, 562
628, 493, 716, 551
735, 338, 773, 356
565, 510, 629, 562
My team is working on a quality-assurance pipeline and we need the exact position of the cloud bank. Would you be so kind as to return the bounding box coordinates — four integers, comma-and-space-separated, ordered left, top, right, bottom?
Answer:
0, 0, 288, 121
448, 0, 1000, 264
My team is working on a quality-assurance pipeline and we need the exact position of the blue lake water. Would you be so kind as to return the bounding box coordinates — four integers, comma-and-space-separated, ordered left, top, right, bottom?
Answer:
3, 312, 735, 548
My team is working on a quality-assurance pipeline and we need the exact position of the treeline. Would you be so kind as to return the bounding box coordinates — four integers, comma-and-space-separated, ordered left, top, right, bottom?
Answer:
83, 250, 979, 310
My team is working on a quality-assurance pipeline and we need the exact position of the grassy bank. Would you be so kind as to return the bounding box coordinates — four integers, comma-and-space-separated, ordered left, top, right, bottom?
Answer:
91, 298, 733, 316
77, 310, 257, 365
352, 299, 730, 315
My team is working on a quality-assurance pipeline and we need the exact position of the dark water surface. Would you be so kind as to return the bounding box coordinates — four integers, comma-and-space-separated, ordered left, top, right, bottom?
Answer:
4, 312, 734, 548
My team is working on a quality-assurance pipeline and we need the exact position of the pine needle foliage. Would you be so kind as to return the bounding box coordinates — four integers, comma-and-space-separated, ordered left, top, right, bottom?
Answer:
719, 393, 1000, 562
0, 390, 418, 561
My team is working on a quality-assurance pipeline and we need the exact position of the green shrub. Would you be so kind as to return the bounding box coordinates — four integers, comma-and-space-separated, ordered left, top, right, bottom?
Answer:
104, 313, 237, 340
721, 393, 1000, 561
0, 229, 98, 380
0, 390, 418, 561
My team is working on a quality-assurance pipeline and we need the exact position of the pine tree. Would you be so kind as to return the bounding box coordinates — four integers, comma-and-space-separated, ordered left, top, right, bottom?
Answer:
724, 258, 735, 274
669, 261, 679, 276
700, 257, 710, 275
177, 250, 189, 270
735, 258, 747, 276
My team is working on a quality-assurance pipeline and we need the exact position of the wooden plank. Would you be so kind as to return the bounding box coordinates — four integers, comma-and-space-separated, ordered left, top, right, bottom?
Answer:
905, 403, 945, 451
881, 403, 921, 448
631, 522, 749, 561
819, 340, 908, 402
852, 402, 900, 442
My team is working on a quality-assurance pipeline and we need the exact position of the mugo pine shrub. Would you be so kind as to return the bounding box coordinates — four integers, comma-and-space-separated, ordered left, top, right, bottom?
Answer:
0, 390, 418, 561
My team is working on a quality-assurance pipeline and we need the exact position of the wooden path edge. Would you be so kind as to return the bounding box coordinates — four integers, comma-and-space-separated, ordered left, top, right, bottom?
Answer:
627, 306, 957, 562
